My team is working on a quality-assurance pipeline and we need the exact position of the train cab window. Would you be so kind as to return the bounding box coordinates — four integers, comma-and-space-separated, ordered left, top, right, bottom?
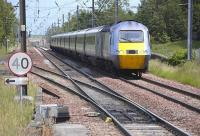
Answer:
119, 30, 144, 42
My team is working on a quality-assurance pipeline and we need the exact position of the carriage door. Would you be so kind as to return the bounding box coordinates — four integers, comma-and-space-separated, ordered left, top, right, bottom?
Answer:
96, 33, 102, 58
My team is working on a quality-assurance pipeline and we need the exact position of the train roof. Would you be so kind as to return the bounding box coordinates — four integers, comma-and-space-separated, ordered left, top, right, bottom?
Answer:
51, 25, 106, 38
51, 20, 147, 38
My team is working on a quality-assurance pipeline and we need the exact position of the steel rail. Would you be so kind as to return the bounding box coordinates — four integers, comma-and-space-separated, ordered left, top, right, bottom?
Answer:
36, 47, 191, 136
33, 65, 156, 120
39, 49, 158, 118
120, 77, 200, 114
33, 65, 128, 100
36, 49, 133, 136
33, 65, 152, 109
30, 71, 132, 136
141, 77, 200, 100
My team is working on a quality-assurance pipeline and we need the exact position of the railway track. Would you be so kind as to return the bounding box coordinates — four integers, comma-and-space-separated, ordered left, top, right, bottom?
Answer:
47, 49, 200, 113
120, 77, 200, 113
56, 49, 200, 114
141, 77, 200, 100
30, 47, 191, 136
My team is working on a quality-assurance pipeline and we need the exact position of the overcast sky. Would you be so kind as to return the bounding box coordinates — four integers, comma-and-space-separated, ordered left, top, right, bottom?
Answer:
8, 0, 140, 35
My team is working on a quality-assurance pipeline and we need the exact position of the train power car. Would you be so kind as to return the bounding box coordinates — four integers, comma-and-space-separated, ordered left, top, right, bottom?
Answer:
50, 21, 151, 77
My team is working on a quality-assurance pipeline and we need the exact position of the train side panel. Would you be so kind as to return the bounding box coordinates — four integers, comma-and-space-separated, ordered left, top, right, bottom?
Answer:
101, 32, 111, 59
85, 33, 96, 56
65, 36, 70, 50
76, 34, 84, 54
70, 36, 76, 52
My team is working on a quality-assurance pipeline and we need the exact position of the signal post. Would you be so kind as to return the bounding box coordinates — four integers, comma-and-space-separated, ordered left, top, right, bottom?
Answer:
19, 0, 27, 95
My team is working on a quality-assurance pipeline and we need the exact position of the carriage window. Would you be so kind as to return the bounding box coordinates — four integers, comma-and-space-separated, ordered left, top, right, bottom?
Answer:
86, 36, 95, 45
119, 30, 144, 42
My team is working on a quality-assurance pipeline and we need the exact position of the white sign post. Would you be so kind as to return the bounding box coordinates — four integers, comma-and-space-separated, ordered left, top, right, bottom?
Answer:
6, 52, 32, 109
5, 77, 29, 111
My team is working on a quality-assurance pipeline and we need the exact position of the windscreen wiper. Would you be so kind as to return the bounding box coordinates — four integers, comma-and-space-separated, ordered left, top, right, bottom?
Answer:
120, 37, 133, 42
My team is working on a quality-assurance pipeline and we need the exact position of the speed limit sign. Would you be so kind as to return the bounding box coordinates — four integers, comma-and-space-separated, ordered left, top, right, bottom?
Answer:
8, 52, 32, 76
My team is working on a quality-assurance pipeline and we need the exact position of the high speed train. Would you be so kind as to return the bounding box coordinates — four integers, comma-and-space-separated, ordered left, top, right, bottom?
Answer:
50, 20, 151, 77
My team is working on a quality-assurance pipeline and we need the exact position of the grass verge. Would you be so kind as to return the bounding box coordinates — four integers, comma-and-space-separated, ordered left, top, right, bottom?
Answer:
0, 78, 36, 136
149, 59, 200, 89
0, 47, 7, 60
152, 40, 200, 57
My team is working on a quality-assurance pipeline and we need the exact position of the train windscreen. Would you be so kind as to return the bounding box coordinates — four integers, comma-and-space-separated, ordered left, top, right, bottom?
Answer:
119, 30, 144, 42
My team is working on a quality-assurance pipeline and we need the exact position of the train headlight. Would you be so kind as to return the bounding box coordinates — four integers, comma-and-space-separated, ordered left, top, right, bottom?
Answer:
138, 50, 148, 54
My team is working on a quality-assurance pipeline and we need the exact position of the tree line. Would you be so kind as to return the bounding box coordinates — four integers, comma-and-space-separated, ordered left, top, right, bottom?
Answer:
46, 0, 200, 43
0, 0, 17, 48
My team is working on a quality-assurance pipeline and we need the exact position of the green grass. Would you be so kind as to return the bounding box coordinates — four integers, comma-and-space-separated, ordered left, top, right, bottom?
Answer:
0, 47, 7, 60
152, 40, 200, 57
0, 79, 36, 136
149, 60, 200, 88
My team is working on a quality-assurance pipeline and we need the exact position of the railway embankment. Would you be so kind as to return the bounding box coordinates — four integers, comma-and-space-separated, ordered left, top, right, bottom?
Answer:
150, 40, 200, 89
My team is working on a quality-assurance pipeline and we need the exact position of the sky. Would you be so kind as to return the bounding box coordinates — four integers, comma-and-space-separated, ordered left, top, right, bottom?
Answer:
8, 0, 140, 35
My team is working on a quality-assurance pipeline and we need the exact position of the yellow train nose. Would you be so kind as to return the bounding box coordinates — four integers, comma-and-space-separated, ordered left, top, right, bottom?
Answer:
118, 42, 148, 69
119, 55, 145, 69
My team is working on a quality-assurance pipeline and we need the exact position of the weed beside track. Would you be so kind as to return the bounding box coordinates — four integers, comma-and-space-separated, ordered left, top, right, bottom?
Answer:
0, 78, 36, 136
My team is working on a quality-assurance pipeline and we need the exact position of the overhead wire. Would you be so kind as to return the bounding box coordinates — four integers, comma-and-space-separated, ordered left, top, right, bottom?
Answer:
28, 0, 110, 35
28, 0, 79, 35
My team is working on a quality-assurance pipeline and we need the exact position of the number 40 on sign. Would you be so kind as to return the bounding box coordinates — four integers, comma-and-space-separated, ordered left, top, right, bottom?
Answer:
8, 52, 32, 76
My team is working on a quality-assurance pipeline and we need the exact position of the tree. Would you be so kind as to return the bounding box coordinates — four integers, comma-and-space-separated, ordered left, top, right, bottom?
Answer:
0, 0, 17, 47
136, 0, 187, 42
193, 0, 200, 39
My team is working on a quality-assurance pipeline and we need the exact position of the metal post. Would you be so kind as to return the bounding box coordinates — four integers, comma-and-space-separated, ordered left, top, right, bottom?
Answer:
3, 17, 8, 52
68, 12, 71, 31
92, 0, 95, 27
6, 39, 8, 52
77, 5, 79, 30
19, 0, 27, 95
62, 14, 65, 32
53, 23, 55, 34
5, 37, 8, 53
115, 0, 118, 24
20, 85, 23, 111
51, 23, 54, 34
57, 18, 60, 28
57, 19, 60, 33
187, 0, 193, 60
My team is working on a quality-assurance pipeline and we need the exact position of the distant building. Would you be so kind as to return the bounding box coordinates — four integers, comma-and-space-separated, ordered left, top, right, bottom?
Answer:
28, 35, 48, 47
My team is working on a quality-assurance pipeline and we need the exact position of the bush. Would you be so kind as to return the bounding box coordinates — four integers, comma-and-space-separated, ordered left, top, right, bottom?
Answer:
155, 32, 170, 43
168, 50, 187, 66
150, 35, 156, 44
